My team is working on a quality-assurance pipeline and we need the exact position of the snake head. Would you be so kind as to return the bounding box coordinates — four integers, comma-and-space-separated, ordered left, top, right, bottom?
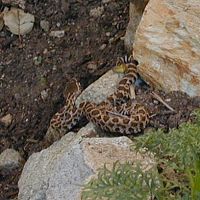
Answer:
114, 55, 138, 73
63, 78, 82, 100
121, 55, 138, 65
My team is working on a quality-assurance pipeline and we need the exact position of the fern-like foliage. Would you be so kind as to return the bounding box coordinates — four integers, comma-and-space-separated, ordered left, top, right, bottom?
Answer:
81, 109, 200, 200
82, 162, 160, 200
134, 109, 200, 171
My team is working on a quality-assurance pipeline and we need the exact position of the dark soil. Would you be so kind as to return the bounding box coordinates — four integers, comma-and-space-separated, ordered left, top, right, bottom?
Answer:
0, 1, 199, 199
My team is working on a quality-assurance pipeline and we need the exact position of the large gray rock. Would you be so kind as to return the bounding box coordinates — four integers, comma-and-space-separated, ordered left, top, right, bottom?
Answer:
18, 133, 155, 200
133, 0, 200, 96
18, 132, 88, 200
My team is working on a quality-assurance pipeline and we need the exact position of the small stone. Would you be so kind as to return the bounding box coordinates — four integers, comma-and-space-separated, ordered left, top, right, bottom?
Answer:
49, 30, 65, 38
52, 65, 57, 71
112, 21, 117, 26
0, 113, 12, 127
40, 20, 50, 32
40, 89, 48, 101
14, 93, 21, 100
109, 37, 114, 43
33, 56, 42, 65
43, 48, 48, 54
89, 6, 104, 18
153, 100, 159, 104
0, 148, 24, 172
165, 98, 171, 102
99, 43, 107, 50
56, 22, 61, 27
87, 62, 97, 73
105, 32, 111, 37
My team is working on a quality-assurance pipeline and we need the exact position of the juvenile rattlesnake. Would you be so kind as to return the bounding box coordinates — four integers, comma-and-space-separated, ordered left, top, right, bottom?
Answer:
46, 56, 149, 142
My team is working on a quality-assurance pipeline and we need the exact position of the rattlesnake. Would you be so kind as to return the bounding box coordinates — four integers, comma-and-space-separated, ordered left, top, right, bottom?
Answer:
46, 56, 149, 143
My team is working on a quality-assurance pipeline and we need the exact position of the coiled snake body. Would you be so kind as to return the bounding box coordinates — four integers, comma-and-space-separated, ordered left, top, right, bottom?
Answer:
47, 56, 149, 142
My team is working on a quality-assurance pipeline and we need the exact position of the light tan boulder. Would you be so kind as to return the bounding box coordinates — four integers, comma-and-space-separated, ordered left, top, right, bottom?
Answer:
133, 0, 200, 97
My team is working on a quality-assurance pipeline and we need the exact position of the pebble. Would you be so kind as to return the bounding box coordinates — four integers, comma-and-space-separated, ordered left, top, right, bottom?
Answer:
0, 148, 24, 172
33, 56, 42, 65
153, 100, 159, 104
105, 32, 111, 37
56, 22, 61, 27
109, 37, 114, 43
0, 113, 12, 127
89, 6, 104, 18
165, 98, 171, 102
14, 93, 21, 100
41, 89, 49, 101
99, 43, 107, 50
52, 65, 57, 71
49, 30, 65, 38
43, 48, 48, 54
40, 20, 50, 32
87, 62, 97, 73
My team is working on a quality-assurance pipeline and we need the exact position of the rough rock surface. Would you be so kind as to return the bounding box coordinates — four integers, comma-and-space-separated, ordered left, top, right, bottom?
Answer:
76, 69, 124, 105
124, 0, 149, 51
0, 148, 24, 172
18, 133, 155, 200
133, 0, 200, 97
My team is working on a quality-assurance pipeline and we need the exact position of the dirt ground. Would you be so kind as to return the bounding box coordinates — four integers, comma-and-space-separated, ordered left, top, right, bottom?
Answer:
0, 1, 200, 199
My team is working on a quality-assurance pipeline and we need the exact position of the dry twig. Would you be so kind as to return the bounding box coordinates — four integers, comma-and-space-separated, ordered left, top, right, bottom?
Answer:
151, 91, 176, 113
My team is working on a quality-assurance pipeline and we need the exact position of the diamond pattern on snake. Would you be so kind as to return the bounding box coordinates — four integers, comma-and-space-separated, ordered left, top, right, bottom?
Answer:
46, 56, 149, 142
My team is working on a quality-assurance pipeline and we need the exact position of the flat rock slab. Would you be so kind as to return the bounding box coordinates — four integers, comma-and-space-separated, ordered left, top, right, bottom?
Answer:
18, 133, 155, 200
76, 69, 123, 105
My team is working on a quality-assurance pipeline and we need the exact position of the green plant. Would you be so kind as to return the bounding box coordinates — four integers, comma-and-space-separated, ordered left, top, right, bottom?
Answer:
82, 162, 160, 200
134, 110, 200, 171
187, 158, 200, 200
81, 109, 200, 200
